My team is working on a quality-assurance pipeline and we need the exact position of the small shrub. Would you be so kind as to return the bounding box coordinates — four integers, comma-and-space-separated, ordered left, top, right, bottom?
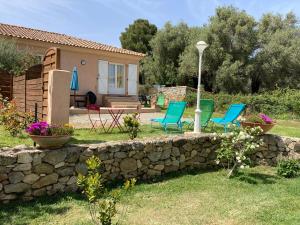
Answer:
77, 156, 136, 225
277, 159, 300, 178
214, 125, 263, 178
123, 113, 140, 139
0, 97, 34, 136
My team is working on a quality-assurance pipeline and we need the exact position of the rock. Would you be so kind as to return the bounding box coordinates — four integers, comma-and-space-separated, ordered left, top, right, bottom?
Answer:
13, 163, 31, 171
17, 153, 33, 164
161, 148, 171, 160
0, 183, 2, 191
67, 176, 77, 185
32, 154, 42, 166
0, 166, 10, 174
65, 183, 78, 192
171, 147, 180, 157
0, 173, 8, 182
120, 158, 137, 172
147, 169, 161, 177
154, 164, 164, 171
133, 151, 144, 159
191, 150, 198, 158
4, 183, 30, 193
56, 167, 74, 176
66, 148, 80, 163
23, 174, 40, 184
137, 160, 142, 168
33, 188, 46, 197
32, 173, 58, 189
75, 163, 88, 175
0, 193, 16, 200
165, 165, 179, 173
34, 163, 54, 174
148, 151, 161, 162
295, 143, 300, 152
54, 162, 65, 168
8, 172, 24, 184
43, 150, 67, 165
59, 176, 70, 184
0, 155, 17, 166
179, 154, 186, 163
53, 183, 65, 192
114, 152, 127, 159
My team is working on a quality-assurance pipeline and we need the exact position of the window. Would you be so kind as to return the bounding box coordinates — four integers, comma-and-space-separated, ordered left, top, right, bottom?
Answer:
108, 63, 125, 88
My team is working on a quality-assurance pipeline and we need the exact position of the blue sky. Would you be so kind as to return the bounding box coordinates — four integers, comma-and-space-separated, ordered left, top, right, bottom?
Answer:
0, 0, 299, 47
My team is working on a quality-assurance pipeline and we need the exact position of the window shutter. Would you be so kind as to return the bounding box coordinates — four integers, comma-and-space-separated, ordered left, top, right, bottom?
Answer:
98, 60, 108, 94
128, 64, 138, 95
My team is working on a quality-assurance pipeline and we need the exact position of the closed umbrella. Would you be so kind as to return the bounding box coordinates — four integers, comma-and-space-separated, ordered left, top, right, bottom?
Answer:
70, 66, 79, 107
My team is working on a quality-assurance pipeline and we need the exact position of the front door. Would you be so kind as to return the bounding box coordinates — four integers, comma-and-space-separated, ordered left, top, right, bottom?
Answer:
108, 63, 125, 95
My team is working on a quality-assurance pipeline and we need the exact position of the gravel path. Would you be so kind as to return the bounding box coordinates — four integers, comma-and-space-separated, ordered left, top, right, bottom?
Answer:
69, 112, 165, 128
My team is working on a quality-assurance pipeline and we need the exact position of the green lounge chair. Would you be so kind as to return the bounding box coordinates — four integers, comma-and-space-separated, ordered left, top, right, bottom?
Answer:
183, 99, 215, 129
156, 93, 165, 108
150, 101, 187, 132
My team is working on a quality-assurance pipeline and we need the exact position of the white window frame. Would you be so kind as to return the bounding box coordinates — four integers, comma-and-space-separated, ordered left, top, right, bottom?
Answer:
108, 63, 125, 89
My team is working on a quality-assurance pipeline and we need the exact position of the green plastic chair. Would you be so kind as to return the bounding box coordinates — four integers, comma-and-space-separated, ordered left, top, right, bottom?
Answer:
156, 93, 165, 108
150, 101, 187, 132
183, 99, 215, 129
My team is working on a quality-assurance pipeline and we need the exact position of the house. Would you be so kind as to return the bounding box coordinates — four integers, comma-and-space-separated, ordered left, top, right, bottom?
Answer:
0, 23, 145, 107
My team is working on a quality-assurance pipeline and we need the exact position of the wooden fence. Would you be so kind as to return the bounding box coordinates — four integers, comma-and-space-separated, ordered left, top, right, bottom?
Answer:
42, 47, 60, 119
13, 64, 43, 118
0, 70, 13, 100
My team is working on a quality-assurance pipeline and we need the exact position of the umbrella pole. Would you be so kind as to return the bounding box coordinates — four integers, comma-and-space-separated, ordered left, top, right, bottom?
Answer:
74, 90, 76, 107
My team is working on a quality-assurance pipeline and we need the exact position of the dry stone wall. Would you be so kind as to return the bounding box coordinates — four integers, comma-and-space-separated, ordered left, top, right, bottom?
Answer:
0, 134, 299, 203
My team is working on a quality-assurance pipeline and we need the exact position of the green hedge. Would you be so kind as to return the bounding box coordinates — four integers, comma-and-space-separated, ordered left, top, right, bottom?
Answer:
185, 89, 300, 119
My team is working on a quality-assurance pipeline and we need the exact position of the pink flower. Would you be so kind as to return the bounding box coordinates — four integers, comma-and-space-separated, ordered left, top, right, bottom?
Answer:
259, 113, 273, 124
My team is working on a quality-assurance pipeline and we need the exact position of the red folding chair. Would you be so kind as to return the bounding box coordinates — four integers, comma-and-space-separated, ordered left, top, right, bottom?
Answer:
87, 105, 108, 132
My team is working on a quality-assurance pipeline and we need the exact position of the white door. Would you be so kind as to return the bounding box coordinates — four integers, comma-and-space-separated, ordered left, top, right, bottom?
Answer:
98, 60, 108, 94
128, 64, 138, 95
108, 63, 125, 95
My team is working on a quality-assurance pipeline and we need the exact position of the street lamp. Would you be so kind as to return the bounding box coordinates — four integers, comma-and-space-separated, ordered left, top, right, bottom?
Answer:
194, 41, 208, 133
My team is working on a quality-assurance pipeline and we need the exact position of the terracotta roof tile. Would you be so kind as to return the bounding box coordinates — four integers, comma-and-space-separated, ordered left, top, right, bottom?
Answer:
0, 23, 145, 57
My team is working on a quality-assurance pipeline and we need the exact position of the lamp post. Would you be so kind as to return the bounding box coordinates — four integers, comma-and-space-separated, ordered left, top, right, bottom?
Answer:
194, 41, 208, 133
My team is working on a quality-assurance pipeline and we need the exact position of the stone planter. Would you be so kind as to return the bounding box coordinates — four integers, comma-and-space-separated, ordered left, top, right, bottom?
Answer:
240, 122, 275, 133
28, 135, 71, 149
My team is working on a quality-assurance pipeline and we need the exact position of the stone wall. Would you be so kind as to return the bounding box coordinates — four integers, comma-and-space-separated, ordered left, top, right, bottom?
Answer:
0, 134, 299, 203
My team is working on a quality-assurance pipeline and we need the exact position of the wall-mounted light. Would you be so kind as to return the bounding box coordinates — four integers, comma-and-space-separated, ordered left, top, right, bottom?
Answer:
81, 59, 86, 65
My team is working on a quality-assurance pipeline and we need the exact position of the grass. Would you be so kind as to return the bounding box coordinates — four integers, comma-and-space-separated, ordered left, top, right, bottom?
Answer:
1, 166, 299, 225
1, 110, 300, 147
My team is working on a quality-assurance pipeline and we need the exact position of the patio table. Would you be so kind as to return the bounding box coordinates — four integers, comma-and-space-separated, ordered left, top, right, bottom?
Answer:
106, 108, 125, 133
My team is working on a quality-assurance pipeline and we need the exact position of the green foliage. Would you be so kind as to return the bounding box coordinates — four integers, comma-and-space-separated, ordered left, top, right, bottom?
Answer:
215, 125, 263, 178
142, 22, 190, 85
123, 113, 140, 139
0, 97, 34, 136
77, 156, 136, 225
0, 38, 40, 75
200, 89, 300, 119
277, 159, 300, 178
49, 124, 74, 136
244, 115, 265, 124
120, 19, 157, 54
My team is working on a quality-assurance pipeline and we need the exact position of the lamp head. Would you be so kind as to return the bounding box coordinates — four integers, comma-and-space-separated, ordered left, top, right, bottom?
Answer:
196, 41, 208, 53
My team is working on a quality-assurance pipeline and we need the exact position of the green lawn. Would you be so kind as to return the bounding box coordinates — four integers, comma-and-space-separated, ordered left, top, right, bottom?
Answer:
1, 113, 300, 148
1, 166, 299, 225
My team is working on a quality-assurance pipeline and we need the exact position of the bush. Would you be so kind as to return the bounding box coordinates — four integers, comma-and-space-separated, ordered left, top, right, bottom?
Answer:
277, 159, 300, 178
123, 113, 140, 139
185, 88, 300, 119
0, 97, 34, 136
26, 121, 74, 136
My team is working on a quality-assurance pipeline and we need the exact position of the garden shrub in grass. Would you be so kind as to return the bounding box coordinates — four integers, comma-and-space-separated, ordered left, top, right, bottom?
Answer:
77, 156, 136, 225
123, 113, 140, 139
0, 97, 34, 136
277, 159, 300, 178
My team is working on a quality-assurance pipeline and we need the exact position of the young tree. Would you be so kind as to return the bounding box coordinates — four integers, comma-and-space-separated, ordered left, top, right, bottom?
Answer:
120, 19, 157, 54
0, 38, 39, 75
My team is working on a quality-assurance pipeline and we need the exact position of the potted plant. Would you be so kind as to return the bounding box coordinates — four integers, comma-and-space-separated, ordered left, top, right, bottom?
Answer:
26, 121, 74, 149
240, 113, 275, 133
